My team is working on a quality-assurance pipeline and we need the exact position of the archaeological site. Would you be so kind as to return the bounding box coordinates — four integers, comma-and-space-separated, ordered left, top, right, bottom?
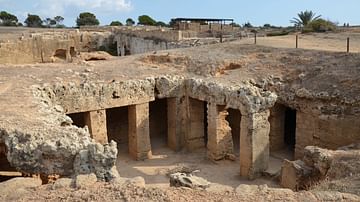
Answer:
0, 14, 360, 201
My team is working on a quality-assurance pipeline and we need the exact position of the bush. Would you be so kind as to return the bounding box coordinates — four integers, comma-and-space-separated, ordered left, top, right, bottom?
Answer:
155, 21, 167, 27
266, 30, 290, 37
303, 19, 336, 33
110, 21, 123, 26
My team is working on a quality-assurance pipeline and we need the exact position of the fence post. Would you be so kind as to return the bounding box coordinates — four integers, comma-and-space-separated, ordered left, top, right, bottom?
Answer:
296, 35, 298, 49
347, 37, 350, 53
254, 32, 257, 44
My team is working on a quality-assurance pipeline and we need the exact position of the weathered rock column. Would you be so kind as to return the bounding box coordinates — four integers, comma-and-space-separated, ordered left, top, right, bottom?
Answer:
128, 103, 152, 160
167, 97, 186, 151
65, 49, 72, 62
84, 110, 108, 145
207, 104, 233, 160
240, 110, 270, 179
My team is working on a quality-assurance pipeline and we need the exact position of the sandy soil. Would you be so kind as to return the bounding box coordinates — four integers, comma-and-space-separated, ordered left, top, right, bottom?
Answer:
236, 32, 360, 53
116, 138, 281, 189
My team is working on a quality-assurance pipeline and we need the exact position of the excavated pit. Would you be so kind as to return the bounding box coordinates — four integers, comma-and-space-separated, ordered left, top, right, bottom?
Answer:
1, 36, 360, 200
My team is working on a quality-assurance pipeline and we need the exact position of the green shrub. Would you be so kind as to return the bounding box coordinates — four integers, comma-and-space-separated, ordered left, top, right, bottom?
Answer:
266, 30, 290, 37
303, 19, 336, 33
110, 21, 123, 26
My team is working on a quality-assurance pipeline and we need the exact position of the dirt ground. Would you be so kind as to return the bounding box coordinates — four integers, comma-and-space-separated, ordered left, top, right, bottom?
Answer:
236, 32, 360, 53
116, 138, 281, 189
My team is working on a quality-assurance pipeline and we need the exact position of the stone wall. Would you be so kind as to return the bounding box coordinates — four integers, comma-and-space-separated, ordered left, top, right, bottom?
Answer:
114, 28, 181, 42
269, 103, 286, 152
186, 98, 207, 151
115, 34, 180, 56
295, 111, 360, 158
0, 31, 114, 64
207, 104, 233, 160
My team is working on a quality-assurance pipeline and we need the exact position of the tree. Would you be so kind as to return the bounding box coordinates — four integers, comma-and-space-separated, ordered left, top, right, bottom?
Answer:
230, 22, 241, 27
76, 12, 99, 27
138, 15, 156, 26
44, 17, 56, 27
155, 21, 167, 27
291, 10, 321, 27
0, 11, 18, 26
54, 16, 64, 27
304, 19, 336, 33
24, 14, 42, 27
126, 18, 135, 26
243, 22, 253, 28
110, 21, 123, 26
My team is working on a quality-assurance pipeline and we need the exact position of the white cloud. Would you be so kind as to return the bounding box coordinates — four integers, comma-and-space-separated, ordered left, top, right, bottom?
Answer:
35, 0, 132, 17
65, 0, 132, 11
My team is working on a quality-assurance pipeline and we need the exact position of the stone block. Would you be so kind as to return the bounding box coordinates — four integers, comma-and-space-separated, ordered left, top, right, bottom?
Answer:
85, 109, 108, 144
207, 104, 233, 160
128, 103, 152, 160
240, 110, 270, 179
280, 159, 313, 191
75, 173, 98, 189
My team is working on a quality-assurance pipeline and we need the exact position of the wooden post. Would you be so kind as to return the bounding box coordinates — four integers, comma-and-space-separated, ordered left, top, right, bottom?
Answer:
296, 35, 298, 49
254, 32, 257, 44
347, 37, 350, 53
220, 34, 223, 43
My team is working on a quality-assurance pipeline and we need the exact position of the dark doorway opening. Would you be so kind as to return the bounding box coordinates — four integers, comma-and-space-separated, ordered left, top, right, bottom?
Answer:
67, 112, 86, 128
70, 47, 76, 57
226, 108, 241, 155
54, 49, 67, 60
0, 143, 20, 182
284, 108, 297, 152
149, 99, 168, 151
124, 45, 131, 56
106, 106, 129, 154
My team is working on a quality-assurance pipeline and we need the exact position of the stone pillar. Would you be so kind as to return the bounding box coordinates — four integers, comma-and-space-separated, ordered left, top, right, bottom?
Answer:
269, 104, 286, 152
65, 49, 72, 62
207, 104, 233, 160
167, 97, 186, 151
128, 103, 152, 160
186, 98, 206, 151
240, 110, 270, 179
120, 45, 125, 57
84, 109, 108, 144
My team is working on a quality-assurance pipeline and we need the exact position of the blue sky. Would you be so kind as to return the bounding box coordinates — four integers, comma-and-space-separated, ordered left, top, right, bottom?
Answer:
0, 0, 359, 27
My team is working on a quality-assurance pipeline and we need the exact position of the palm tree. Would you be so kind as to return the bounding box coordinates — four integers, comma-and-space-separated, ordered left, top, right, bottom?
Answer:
291, 10, 321, 27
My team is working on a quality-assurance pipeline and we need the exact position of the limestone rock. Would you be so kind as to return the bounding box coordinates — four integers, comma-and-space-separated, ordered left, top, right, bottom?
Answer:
52, 178, 73, 190
280, 159, 314, 191
303, 146, 333, 176
75, 173, 98, 189
79, 51, 112, 61
126, 176, 146, 187
169, 172, 210, 189
73, 141, 119, 181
